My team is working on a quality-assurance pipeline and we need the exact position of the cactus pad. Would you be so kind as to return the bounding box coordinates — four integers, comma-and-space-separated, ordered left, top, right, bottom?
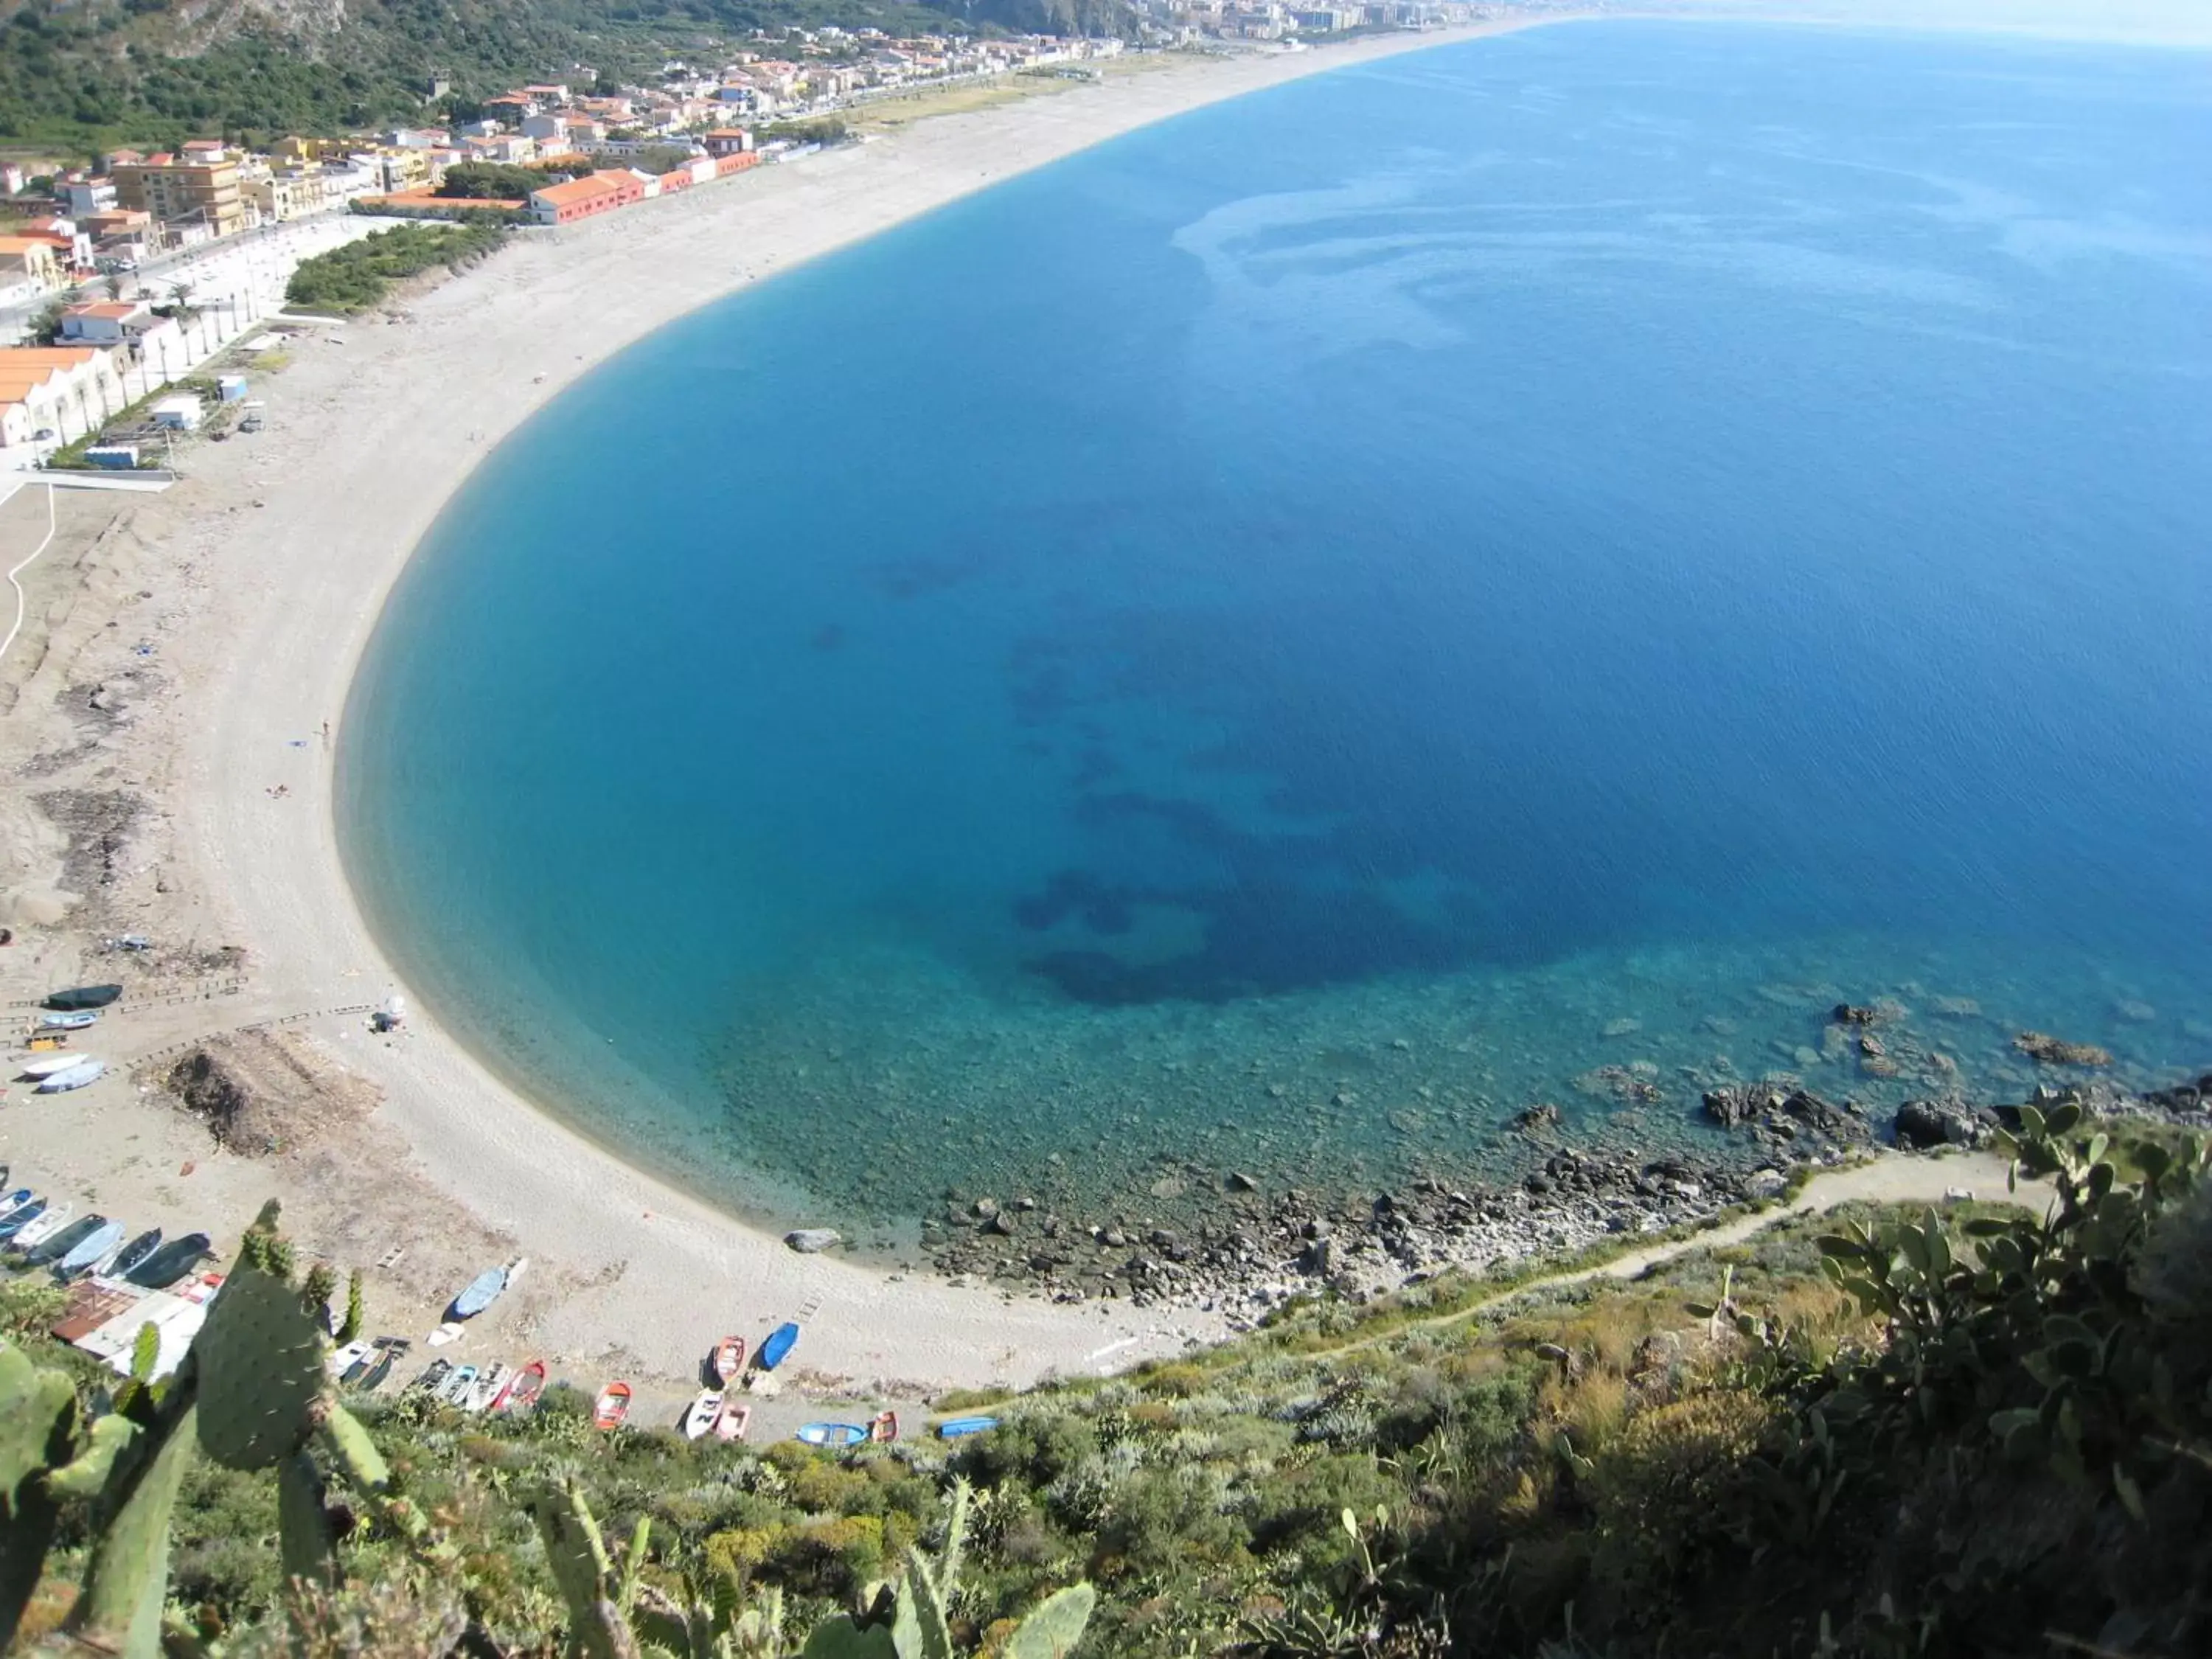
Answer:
1004, 1585, 1097, 1659
192, 1264, 331, 1470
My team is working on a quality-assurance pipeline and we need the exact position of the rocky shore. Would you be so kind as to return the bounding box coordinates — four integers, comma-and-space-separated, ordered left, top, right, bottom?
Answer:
919, 1048, 2212, 1326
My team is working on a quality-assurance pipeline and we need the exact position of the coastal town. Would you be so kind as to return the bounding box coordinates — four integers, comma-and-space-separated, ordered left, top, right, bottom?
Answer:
0, 4, 1531, 456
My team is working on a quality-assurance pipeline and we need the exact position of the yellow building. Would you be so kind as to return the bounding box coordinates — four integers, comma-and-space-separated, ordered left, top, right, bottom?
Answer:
0, 235, 63, 304
250, 168, 330, 223
111, 155, 247, 238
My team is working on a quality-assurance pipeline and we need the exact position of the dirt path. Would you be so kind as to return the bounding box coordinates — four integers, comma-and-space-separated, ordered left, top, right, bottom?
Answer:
1329, 1150, 2036, 1357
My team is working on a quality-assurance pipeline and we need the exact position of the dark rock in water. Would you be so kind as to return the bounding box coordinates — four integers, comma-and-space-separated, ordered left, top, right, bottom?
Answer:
1779, 1089, 1871, 1144
1702, 1085, 1780, 1127
1224, 1171, 1258, 1194
984, 1211, 1017, 1237
1833, 1004, 1879, 1026
785, 1229, 841, 1253
2014, 1032, 2113, 1067
1514, 1102, 1562, 1132
1525, 1173, 1553, 1195
971, 1197, 1001, 1220
1098, 1227, 1128, 1248
1893, 1097, 2000, 1150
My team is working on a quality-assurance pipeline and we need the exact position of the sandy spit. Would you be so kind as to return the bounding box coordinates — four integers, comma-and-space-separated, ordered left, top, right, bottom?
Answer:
1, 22, 1581, 1425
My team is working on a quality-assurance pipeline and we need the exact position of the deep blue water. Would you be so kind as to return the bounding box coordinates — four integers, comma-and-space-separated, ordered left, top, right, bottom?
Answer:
341, 21, 2212, 1237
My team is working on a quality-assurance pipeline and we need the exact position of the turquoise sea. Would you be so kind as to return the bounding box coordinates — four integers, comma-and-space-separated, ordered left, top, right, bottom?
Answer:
340, 21, 2212, 1245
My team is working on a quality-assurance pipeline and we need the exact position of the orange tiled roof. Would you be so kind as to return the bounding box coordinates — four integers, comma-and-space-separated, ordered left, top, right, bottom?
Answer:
531, 175, 623, 209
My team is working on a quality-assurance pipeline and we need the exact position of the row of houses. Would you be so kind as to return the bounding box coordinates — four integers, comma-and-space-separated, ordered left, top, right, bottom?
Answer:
0, 299, 204, 446
526, 152, 763, 226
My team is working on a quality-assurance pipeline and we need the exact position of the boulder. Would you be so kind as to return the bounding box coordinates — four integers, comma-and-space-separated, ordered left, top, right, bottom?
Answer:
784, 1228, 841, 1254
1514, 1102, 1562, 1132
1744, 1169, 1790, 1201
1893, 1097, 1997, 1150
1701, 1085, 1781, 1128
1832, 1004, 1879, 1026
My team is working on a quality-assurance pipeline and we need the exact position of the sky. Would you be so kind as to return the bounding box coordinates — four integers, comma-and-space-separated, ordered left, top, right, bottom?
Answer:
1685, 1, 2212, 45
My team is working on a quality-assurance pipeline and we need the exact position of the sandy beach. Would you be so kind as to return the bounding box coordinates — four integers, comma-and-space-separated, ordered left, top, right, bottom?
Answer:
0, 21, 1590, 1423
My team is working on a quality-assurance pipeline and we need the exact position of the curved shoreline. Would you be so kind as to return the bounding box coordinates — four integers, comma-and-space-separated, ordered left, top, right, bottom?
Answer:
171, 24, 1582, 1395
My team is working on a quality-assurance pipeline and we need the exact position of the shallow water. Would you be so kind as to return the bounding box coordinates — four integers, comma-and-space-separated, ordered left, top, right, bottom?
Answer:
341, 21, 2212, 1237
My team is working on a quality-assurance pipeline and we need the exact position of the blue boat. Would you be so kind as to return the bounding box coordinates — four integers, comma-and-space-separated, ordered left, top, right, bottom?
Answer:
22, 1215, 105, 1267
55, 1220, 125, 1278
796, 1422, 869, 1447
936, 1416, 1001, 1440
451, 1258, 525, 1319
757, 1321, 800, 1371
0, 1198, 46, 1241
0, 1187, 32, 1221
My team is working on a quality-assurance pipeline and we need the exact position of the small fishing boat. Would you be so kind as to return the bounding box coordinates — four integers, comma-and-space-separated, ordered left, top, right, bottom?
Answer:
712, 1335, 746, 1384
37, 1058, 106, 1093
869, 1411, 900, 1443
108, 1228, 162, 1279
935, 1416, 1001, 1440
796, 1422, 869, 1448
328, 1340, 375, 1380
594, 1380, 633, 1430
14, 1204, 77, 1251
341, 1347, 378, 1386
44, 985, 124, 1012
0, 1187, 32, 1221
683, 1391, 725, 1439
412, 1359, 454, 1397
38, 1010, 98, 1030
467, 1363, 510, 1412
0, 1199, 49, 1242
126, 1232, 211, 1290
354, 1343, 406, 1394
437, 1365, 479, 1406
55, 1220, 127, 1278
757, 1322, 800, 1371
451, 1257, 527, 1319
714, 1400, 751, 1442
23, 1214, 107, 1268
425, 1321, 466, 1348
496, 1359, 547, 1414
21, 1052, 91, 1079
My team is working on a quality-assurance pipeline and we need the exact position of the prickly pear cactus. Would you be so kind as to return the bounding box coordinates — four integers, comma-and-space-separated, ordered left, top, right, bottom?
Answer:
66, 1402, 200, 1659
529, 1480, 640, 1659
1003, 1585, 1096, 1659
0, 1346, 82, 1648
796, 1613, 900, 1659
193, 1259, 331, 1471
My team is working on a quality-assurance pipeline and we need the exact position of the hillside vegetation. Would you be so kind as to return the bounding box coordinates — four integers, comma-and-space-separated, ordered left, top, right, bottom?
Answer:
4, 1105, 2207, 1657
0, 0, 1137, 153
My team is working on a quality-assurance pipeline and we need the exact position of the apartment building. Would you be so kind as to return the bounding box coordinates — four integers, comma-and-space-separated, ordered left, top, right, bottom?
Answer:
111, 154, 248, 238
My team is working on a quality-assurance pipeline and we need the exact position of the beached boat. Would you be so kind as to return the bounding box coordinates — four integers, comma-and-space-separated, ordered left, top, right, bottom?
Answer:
23, 1215, 106, 1267
869, 1411, 900, 1443
437, 1365, 479, 1406
13, 1202, 74, 1248
714, 1400, 751, 1442
467, 1364, 510, 1412
796, 1422, 869, 1448
44, 985, 123, 1012
55, 1220, 125, 1277
451, 1257, 527, 1319
0, 1187, 32, 1221
37, 1058, 106, 1093
126, 1232, 211, 1290
712, 1335, 745, 1384
594, 1381, 633, 1430
496, 1360, 547, 1414
38, 1010, 98, 1030
411, 1359, 454, 1397
683, 1391, 725, 1439
328, 1340, 375, 1380
341, 1347, 379, 1387
354, 1343, 406, 1394
0, 1198, 49, 1242
108, 1228, 162, 1279
55, 1220, 126, 1278
758, 1322, 800, 1371
935, 1416, 1001, 1440
20, 1052, 91, 1079
425, 1321, 466, 1347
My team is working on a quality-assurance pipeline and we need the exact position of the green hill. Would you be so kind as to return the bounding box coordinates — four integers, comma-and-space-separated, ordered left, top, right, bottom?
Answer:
5, 1103, 2208, 1657
0, 0, 1138, 154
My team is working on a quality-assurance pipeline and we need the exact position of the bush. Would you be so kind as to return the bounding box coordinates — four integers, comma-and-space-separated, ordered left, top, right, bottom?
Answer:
285, 221, 510, 313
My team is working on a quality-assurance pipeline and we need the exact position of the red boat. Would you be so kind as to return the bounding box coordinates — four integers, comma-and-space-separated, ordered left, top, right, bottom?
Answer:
593, 1380, 632, 1430
714, 1400, 751, 1442
712, 1335, 745, 1385
495, 1359, 547, 1414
